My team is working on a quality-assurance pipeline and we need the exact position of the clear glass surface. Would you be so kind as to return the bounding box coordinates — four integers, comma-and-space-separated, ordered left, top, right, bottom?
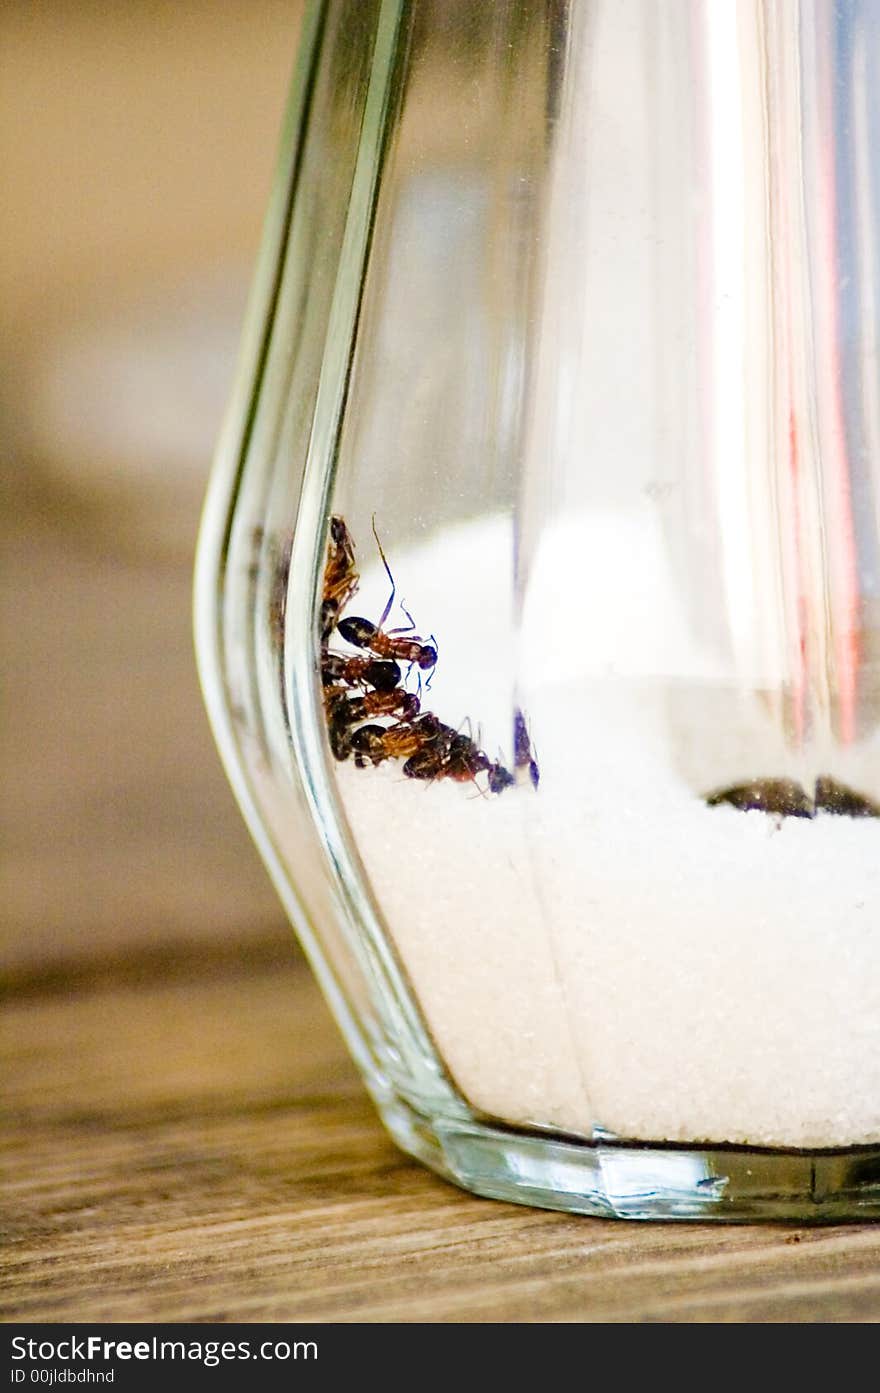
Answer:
195, 0, 880, 1219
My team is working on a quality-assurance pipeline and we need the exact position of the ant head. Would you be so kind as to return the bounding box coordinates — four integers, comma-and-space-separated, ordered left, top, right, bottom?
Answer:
488, 763, 515, 795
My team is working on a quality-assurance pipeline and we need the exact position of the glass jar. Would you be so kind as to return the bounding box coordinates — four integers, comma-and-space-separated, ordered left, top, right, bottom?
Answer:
194, 0, 880, 1219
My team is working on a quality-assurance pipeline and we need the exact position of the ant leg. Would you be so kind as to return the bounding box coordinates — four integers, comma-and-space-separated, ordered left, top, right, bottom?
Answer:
402, 658, 419, 694
466, 773, 491, 802
421, 633, 438, 691
455, 713, 476, 742
388, 599, 417, 636
371, 515, 397, 629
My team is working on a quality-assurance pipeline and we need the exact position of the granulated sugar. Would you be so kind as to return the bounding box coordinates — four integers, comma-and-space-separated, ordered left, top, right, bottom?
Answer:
333, 514, 880, 1148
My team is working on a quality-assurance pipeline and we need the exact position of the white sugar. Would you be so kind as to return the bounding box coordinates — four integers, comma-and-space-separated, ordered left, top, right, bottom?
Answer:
333, 514, 880, 1148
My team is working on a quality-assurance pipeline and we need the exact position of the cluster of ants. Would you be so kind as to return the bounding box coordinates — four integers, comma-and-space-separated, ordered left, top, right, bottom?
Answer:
319, 515, 539, 795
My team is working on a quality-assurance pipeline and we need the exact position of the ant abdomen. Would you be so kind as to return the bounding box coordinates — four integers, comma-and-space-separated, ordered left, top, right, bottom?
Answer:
364, 660, 402, 691
337, 616, 376, 649
321, 653, 401, 691
350, 724, 388, 767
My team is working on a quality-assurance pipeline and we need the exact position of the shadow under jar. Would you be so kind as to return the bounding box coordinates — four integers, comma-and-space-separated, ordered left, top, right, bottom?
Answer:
195, 0, 880, 1220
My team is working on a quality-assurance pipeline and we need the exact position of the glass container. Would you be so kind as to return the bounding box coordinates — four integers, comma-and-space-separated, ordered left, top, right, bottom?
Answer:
195, 0, 880, 1219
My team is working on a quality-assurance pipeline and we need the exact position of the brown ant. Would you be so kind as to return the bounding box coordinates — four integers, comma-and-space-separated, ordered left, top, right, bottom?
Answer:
404, 736, 513, 797
401, 721, 512, 794
442, 738, 512, 794
321, 515, 359, 641
706, 775, 880, 819
349, 713, 446, 767
336, 519, 437, 678
357, 688, 421, 723
348, 719, 439, 769
325, 687, 421, 762
325, 687, 420, 725
336, 614, 438, 672
706, 778, 814, 818
814, 776, 880, 817
321, 652, 402, 692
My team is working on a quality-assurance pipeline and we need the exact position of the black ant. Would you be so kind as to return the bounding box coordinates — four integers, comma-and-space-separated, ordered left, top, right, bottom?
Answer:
336, 519, 437, 678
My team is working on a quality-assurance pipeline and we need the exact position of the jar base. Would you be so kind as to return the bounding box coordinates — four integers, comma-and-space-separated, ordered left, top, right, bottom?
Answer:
378, 1095, 880, 1222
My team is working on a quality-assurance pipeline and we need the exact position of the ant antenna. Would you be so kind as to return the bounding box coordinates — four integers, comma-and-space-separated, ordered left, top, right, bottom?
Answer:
389, 597, 417, 636
424, 633, 438, 691
371, 514, 397, 628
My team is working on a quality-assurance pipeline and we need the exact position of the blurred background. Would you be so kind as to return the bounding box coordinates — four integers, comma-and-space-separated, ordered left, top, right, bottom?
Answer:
2, 0, 306, 985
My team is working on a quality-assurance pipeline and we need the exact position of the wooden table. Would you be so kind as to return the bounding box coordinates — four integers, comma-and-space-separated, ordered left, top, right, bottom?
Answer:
4, 504, 880, 1324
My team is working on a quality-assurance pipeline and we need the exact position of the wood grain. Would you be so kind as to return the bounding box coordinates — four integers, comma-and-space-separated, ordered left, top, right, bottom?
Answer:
5, 955, 880, 1324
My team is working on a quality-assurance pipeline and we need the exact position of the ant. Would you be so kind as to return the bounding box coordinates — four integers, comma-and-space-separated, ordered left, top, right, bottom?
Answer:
336, 519, 437, 678
324, 687, 420, 726
401, 723, 510, 794
349, 713, 447, 767
403, 735, 513, 797
706, 775, 880, 819
706, 778, 814, 818
321, 653, 402, 692
514, 707, 540, 790
375, 709, 513, 796
814, 776, 880, 817
488, 762, 515, 794
325, 687, 420, 762
321, 515, 359, 641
